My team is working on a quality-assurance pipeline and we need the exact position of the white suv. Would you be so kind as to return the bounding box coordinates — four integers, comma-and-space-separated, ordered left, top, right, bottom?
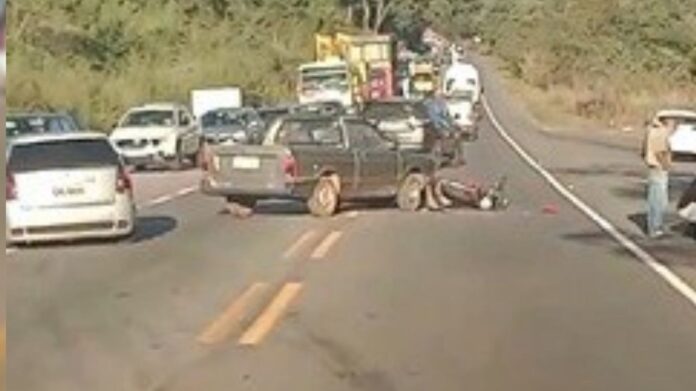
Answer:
655, 109, 696, 160
110, 103, 201, 169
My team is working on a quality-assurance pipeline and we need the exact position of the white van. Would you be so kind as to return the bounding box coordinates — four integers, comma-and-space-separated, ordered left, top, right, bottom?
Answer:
443, 63, 481, 104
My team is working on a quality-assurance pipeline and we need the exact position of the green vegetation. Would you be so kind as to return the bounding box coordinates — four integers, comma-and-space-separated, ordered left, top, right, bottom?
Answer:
8, 0, 696, 129
468, 0, 696, 125
8, 0, 347, 129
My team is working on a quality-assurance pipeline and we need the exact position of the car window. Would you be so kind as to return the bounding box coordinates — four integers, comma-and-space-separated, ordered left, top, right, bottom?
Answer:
121, 110, 174, 127
201, 110, 245, 129
363, 102, 428, 121
6, 118, 31, 137
347, 120, 388, 149
60, 117, 77, 132
179, 110, 193, 126
659, 116, 696, 127
9, 139, 121, 173
276, 120, 342, 146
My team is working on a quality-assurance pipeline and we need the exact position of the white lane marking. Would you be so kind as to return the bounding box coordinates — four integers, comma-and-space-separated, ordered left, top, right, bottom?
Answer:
345, 211, 360, 219
175, 186, 198, 197
138, 186, 199, 209
6, 248, 16, 255
143, 195, 174, 208
310, 231, 343, 260
482, 96, 696, 308
283, 230, 318, 259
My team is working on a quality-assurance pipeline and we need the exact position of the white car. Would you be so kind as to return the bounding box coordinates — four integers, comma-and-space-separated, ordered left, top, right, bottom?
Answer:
678, 178, 696, 224
656, 109, 696, 159
443, 62, 481, 104
110, 103, 202, 169
446, 91, 478, 140
6, 133, 135, 244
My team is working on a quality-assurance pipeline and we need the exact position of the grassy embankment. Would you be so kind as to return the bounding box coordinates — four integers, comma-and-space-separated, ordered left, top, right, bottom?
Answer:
8, 0, 696, 132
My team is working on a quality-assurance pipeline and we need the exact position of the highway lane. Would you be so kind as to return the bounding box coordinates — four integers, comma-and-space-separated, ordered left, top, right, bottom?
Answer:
162, 118, 696, 390
7, 118, 696, 390
471, 53, 696, 288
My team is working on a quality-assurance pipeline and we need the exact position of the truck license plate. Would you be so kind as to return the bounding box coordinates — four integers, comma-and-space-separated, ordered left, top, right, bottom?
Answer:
232, 156, 260, 170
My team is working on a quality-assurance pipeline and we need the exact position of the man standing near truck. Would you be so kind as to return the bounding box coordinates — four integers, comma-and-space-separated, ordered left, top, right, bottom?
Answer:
642, 117, 677, 238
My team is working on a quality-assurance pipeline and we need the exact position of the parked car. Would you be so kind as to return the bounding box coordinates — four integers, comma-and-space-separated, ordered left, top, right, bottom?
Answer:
361, 99, 462, 165
6, 112, 82, 139
257, 105, 294, 126
200, 107, 265, 146
110, 103, 202, 170
678, 178, 696, 225
655, 109, 696, 160
291, 101, 347, 116
200, 114, 438, 216
6, 133, 135, 243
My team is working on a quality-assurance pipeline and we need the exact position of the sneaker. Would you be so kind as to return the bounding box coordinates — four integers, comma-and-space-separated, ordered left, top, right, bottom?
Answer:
648, 230, 666, 239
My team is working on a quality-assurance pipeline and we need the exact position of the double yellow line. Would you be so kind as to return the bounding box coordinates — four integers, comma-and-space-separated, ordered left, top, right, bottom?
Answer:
197, 282, 303, 347
197, 228, 345, 348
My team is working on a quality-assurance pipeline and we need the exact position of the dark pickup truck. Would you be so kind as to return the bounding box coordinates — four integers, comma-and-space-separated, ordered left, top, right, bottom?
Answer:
200, 114, 438, 216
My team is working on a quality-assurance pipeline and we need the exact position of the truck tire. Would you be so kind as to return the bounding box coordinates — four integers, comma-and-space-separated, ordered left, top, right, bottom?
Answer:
187, 139, 204, 168
226, 197, 256, 219
397, 173, 426, 212
169, 141, 186, 171
308, 177, 339, 217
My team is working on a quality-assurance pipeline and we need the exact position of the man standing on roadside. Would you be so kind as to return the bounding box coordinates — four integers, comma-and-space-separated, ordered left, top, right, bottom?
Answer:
643, 117, 677, 238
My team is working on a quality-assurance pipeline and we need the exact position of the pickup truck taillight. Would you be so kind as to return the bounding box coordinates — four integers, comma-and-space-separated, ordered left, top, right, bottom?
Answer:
116, 166, 133, 194
282, 155, 298, 180
6, 170, 17, 200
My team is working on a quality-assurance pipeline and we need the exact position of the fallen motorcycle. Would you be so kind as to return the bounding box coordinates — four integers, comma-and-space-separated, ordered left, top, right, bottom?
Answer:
430, 176, 509, 211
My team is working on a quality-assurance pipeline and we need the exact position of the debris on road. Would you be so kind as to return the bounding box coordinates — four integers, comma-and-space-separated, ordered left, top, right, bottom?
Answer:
542, 203, 560, 215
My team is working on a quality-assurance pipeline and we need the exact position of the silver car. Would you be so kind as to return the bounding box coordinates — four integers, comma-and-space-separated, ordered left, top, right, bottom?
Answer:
6, 133, 136, 243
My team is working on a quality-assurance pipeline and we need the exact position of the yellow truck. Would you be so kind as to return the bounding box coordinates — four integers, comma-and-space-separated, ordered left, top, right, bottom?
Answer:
310, 32, 395, 103
409, 57, 438, 99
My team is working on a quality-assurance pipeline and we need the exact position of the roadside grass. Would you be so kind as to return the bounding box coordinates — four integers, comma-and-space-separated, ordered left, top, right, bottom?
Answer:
498, 64, 696, 135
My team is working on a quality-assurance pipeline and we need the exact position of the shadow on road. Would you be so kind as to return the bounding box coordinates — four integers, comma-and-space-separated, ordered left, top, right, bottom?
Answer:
628, 213, 648, 234
611, 174, 694, 203
217, 200, 402, 218
129, 216, 178, 243
562, 227, 696, 269
11, 216, 177, 250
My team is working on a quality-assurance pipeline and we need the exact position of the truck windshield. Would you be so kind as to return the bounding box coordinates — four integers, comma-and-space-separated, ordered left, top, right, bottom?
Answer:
201, 111, 245, 129
122, 110, 175, 127
364, 102, 428, 121
300, 69, 349, 92
276, 120, 342, 146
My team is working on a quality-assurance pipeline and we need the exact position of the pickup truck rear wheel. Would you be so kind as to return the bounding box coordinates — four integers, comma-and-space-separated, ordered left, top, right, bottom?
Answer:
397, 173, 426, 212
308, 177, 339, 217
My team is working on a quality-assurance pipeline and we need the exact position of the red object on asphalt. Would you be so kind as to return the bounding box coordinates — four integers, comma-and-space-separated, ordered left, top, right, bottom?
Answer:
542, 203, 560, 215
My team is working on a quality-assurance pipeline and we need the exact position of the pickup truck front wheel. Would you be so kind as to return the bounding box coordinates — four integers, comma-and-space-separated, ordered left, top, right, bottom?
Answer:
397, 173, 426, 212
308, 177, 339, 217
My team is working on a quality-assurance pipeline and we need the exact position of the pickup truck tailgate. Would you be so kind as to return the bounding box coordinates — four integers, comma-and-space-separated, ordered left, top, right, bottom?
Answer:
206, 144, 292, 192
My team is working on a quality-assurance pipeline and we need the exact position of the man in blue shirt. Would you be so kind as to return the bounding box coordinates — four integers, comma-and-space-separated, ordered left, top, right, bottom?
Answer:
423, 90, 452, 132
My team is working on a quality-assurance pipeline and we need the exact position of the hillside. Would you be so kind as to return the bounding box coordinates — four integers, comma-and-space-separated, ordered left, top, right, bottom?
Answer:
7, 0, 696, 129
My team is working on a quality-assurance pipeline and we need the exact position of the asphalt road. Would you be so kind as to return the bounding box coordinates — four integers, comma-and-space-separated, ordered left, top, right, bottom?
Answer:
6, 115, 696, 390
